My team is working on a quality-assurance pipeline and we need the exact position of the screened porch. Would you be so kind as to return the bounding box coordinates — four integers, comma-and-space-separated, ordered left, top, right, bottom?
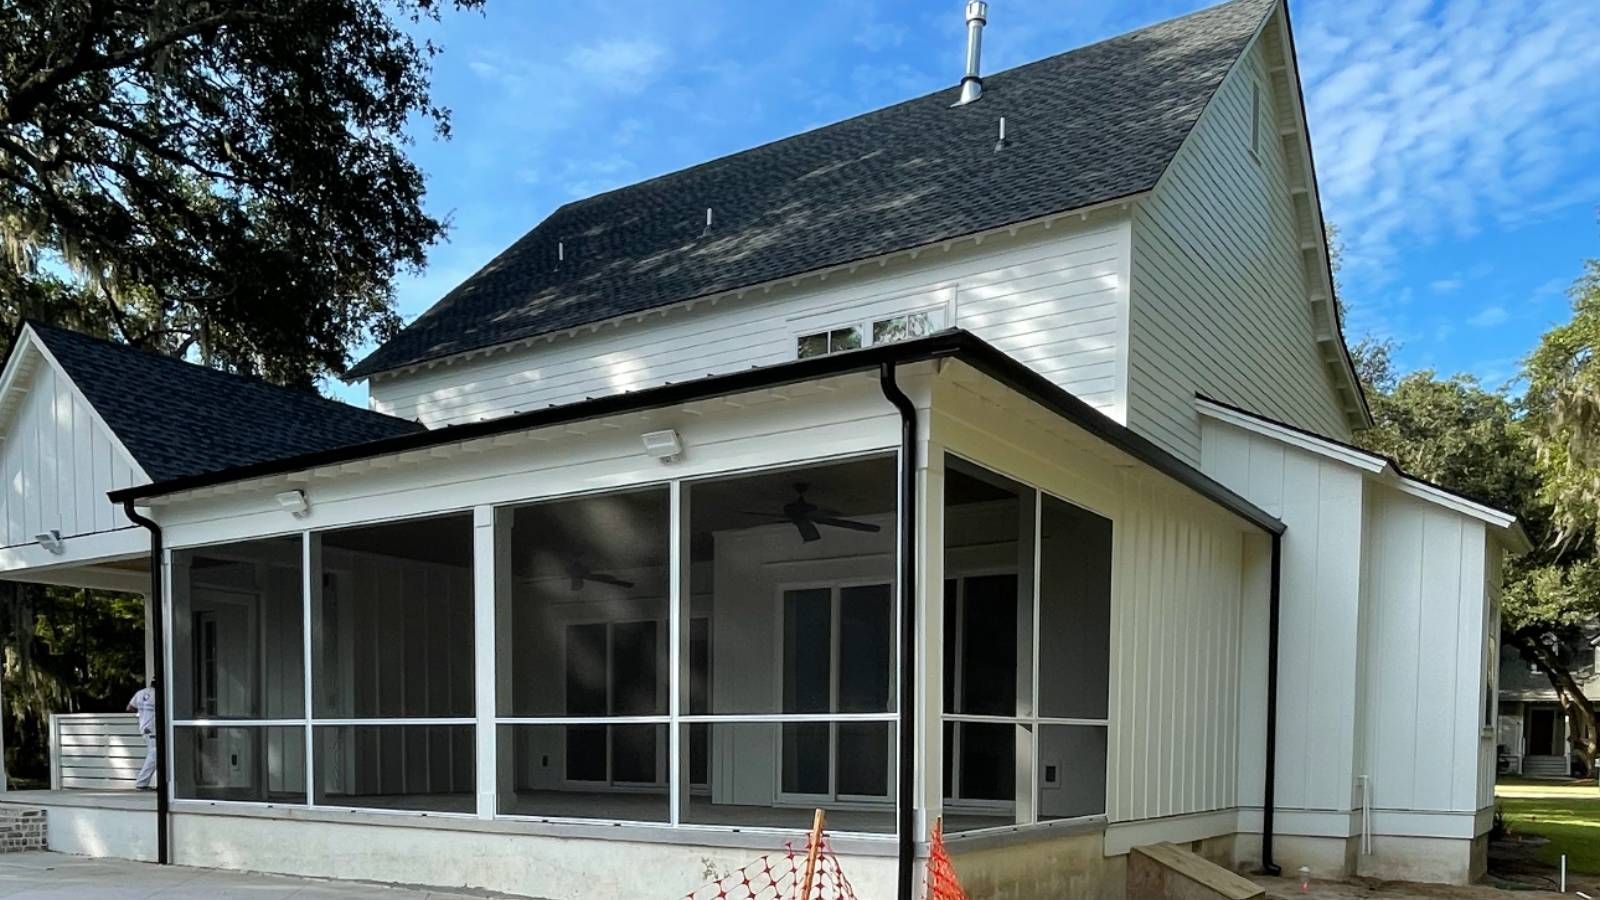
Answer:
163, 449, 1112, 839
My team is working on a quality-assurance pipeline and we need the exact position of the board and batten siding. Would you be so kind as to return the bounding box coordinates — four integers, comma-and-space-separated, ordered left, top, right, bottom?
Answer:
0, 348, 143, 547
368, 218, 1132, 428
1359, 484, 1494, 816
1127, 36, 1350, 466
1200, 415, 1365, 816
931, 374, 1259, 827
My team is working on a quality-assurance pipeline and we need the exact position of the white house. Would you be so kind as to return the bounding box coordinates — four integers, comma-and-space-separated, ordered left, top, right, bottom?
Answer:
0, 0, 1528, 897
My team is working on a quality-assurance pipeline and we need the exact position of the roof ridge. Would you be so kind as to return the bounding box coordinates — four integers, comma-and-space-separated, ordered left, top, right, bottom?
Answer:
24, 320, 419, 428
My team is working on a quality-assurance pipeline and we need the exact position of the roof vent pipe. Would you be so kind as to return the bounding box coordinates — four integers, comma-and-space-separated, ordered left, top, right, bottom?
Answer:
958, 1, 988, 105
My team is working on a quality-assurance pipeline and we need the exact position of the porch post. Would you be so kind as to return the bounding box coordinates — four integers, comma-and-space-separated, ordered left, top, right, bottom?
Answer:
473, 505, 501, 819
915, 448, 946, 838
144, 592, 155, 684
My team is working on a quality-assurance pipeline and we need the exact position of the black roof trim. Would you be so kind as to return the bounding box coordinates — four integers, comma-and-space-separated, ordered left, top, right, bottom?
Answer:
113, 331, 1282, 535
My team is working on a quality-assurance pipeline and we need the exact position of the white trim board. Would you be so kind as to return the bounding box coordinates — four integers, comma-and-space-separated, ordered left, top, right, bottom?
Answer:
1194, 396, 1530, 552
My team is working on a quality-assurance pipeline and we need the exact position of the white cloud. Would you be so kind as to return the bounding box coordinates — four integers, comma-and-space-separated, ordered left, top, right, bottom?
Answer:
565, 38, 669, 92
1467, 306, 1508, 328
1429, 278, 1462, 294
1296, 0, 1600, 281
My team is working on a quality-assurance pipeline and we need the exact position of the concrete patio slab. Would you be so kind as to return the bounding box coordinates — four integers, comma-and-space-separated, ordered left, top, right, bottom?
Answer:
0, 852, 502, 899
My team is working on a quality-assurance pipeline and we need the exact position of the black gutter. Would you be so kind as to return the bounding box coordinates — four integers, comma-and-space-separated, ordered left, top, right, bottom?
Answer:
120, 500, 169, 866
879, 363, 918, 900
1260, 533, 1283, 876
109, 331, 1281, 538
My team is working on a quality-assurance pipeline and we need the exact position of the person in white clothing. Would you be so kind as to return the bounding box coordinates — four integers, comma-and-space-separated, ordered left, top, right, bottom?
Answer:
127, 682, 157, 790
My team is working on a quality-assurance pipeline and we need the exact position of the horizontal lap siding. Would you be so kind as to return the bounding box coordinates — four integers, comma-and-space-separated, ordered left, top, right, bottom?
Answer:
371, 221, 1131, 428
1, 356, 141, 546
1127, 39, 1349, 466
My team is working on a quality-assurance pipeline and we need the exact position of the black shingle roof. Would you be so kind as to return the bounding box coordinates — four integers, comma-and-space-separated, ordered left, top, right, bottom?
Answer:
29, 323, 425, 483
350, 0, 1274, 379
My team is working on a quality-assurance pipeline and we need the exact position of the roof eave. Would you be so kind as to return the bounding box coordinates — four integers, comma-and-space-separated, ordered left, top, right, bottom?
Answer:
121, 328, 1283, 538
347, 192, 1152, 384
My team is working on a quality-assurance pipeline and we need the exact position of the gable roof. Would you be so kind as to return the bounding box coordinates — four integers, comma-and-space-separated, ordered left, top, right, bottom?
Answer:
23, 323, 425, 483
1194, 394, 1532, 554
349, 0, 1278, 379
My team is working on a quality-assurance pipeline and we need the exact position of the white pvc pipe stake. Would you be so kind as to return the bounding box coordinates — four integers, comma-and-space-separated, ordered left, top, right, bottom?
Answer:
1561, 854, 1568, 892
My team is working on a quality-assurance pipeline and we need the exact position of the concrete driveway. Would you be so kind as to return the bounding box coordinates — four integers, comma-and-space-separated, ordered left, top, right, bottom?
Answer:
0, 853, 497, 899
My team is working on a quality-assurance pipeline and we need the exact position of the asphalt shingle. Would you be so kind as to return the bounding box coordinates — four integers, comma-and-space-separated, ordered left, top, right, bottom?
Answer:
30, 323, 425, 483
349, 0, 1274, 379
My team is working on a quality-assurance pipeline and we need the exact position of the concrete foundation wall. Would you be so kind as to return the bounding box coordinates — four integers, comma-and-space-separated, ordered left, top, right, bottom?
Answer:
948, 829, 1125, 900
43, 804, 156, 861
1355, 834, 1483, 885
169, 812, 899, 900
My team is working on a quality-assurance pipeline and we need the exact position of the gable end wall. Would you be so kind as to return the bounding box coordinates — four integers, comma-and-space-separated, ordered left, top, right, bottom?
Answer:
1127, 24, 1351, 465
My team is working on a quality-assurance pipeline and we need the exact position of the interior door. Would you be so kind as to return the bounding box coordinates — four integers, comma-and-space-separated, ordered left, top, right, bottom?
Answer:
192, 589, 255, 789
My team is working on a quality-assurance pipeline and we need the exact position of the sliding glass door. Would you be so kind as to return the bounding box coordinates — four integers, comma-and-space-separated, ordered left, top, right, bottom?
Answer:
779, 582, 893, 804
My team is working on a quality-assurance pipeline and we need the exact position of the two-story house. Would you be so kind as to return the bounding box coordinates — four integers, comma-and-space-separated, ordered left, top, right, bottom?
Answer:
0, 1, 1528, 897
1498, 632, 1599, 779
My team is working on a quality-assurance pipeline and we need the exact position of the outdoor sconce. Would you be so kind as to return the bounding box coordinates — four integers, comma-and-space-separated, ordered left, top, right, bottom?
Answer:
33, 529, 64, 555
275, 489, 311, 518
641, 429, 683, 463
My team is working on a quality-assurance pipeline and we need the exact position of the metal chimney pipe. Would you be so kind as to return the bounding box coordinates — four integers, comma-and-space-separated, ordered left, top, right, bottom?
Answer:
958, 1, 988, 105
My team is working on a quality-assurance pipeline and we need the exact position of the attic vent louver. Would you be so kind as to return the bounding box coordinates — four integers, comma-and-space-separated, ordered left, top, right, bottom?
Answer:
957, 1, 989, 105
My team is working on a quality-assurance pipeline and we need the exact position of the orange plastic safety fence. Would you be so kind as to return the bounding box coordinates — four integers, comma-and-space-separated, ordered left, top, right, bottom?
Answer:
685, 837, 859, 900
924, 820, 968, 900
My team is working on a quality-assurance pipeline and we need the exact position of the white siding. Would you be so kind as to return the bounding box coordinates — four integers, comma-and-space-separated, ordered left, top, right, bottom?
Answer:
1358, 485, 1491, 815
0, 351, 143, 546
1107, 471, 1248, 823
370, 218, 1132, 428
1127, 36, 1350, 464
1200, 415, 1364, 815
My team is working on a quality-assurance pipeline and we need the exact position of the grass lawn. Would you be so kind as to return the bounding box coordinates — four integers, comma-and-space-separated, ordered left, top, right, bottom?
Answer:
1496, 778, 1600, 874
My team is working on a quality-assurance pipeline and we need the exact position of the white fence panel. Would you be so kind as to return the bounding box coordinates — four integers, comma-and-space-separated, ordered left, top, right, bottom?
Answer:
49, 712, 148, 790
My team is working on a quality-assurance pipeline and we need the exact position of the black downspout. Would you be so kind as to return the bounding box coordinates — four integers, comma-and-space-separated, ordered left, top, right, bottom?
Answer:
121, 500, 169, 866
1260, 532, 1283, 876
879, 363, 918, 900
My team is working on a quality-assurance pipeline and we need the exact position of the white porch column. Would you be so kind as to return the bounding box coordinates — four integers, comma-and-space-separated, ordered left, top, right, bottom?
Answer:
143, 592, 155, 684
914, 444, 945, 841
473, 505, 503, 819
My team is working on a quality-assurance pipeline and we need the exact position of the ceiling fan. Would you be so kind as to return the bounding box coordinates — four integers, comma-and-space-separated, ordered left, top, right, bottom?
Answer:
742, 482, 882, 543
568, 561, 635, 592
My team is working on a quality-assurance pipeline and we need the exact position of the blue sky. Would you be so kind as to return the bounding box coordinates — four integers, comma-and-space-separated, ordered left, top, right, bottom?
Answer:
334, 0, 1600, 404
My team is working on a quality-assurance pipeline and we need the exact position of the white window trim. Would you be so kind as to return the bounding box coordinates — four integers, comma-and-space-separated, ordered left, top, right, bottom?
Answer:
794, 306, 946, 360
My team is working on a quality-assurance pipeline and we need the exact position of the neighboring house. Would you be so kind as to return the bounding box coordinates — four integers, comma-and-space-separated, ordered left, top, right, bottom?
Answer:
0, 1, 1529, 898
1497, 632, 1600, 779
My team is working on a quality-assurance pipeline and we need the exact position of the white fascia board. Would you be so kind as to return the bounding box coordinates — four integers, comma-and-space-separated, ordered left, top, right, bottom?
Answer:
1195, 396, 1385, 473
1195, 395, 1531, 550
15, 325, 152, 484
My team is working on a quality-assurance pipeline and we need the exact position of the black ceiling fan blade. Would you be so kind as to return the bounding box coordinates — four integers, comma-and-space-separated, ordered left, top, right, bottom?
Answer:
794, 517, 822, 543
587, 572, 636, 589
812, 516, 880, 533
738, 510, 793, 520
